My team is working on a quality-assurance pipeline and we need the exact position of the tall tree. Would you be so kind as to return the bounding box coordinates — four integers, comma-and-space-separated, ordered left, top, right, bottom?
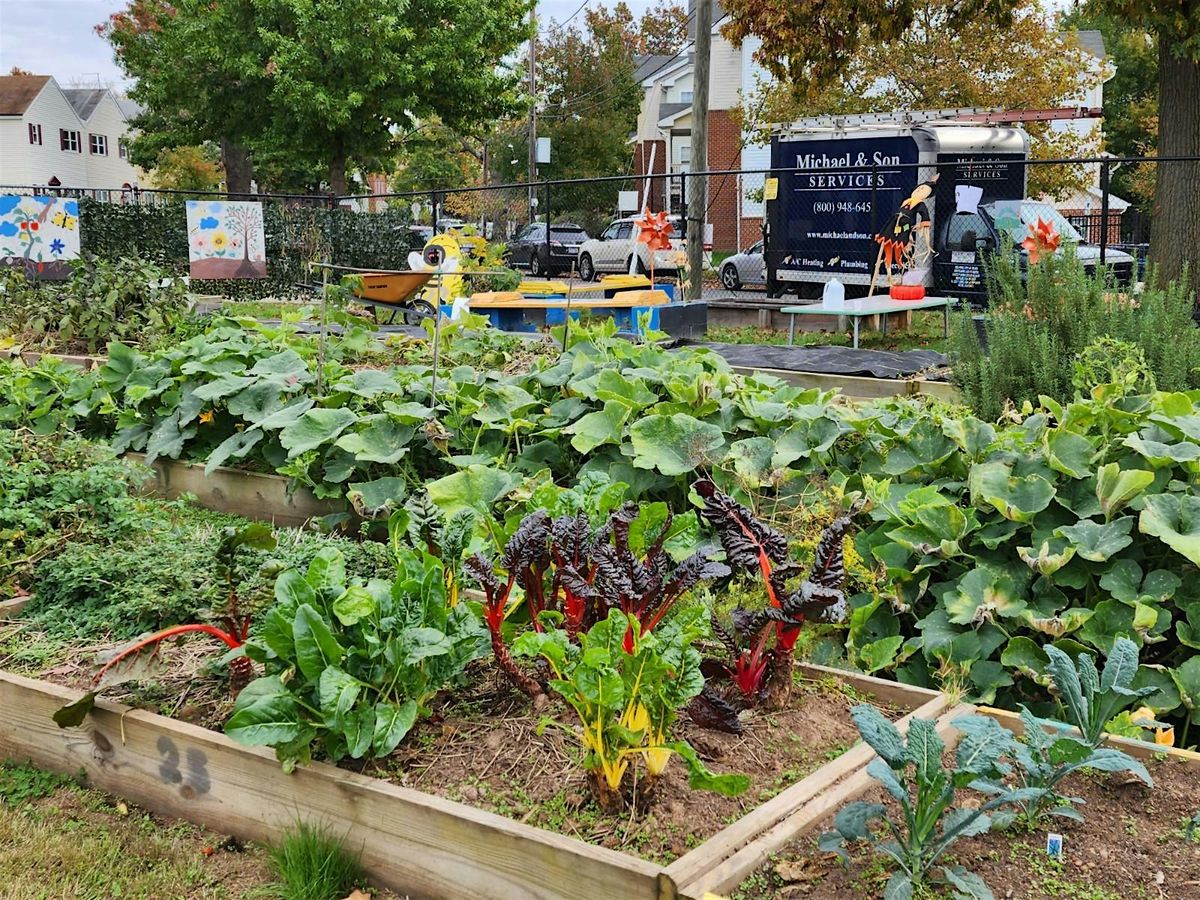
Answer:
733, 0, 1099, 198
1094, 1, 1200, 281
1060, 5, 1158, 210
723, 0, 1200, 282
101, 0, 266, 193
101, 0, 531, 196
484, 7, 646, 228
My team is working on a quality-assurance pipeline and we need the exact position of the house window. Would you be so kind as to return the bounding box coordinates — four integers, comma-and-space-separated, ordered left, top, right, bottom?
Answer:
28, 124, 42, 145
118, 138, 129, 159
59, 129, 81, 153
90, 134, 108, 156
679, 143, 691, 165
680, 91, 693, 103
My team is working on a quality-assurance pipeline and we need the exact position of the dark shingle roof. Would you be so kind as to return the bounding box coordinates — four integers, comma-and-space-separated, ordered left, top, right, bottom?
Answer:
657, 102, 691, 124
0, 75, 51, 116
63, 88, 108, 121
1068, 30, 1106, 59
635, 54, 679, 83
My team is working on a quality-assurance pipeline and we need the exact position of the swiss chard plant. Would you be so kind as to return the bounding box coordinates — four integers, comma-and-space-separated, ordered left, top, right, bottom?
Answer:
463, 501, 727, 700
695, 479, 854, 704
53, 523, 279, 727
820, 704, 1043, 900
513, 607, 748, 813
227, 546, 487, 769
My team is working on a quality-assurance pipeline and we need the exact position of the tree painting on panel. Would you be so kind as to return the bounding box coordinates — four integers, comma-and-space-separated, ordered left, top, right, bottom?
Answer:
0, 195, 81, 280
185, 200, 267, 279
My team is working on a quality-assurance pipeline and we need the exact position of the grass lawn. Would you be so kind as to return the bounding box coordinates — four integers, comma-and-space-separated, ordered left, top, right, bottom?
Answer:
0, 760, 276, 899
706, 309, 950, 353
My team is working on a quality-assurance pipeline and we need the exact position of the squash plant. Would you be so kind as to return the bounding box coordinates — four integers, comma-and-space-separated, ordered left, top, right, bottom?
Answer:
513, 608, 748, 812
227, 546, 487, 769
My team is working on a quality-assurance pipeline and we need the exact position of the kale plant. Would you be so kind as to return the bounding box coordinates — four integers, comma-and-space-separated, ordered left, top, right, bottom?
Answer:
820, 704, 1043, 900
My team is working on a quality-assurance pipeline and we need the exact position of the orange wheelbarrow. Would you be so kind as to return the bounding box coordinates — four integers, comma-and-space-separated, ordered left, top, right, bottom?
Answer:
350, 271, 438, 325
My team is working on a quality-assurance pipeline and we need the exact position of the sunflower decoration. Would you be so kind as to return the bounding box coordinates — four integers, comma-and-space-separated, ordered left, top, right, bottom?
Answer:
634, 209, 674, 284
1020, 217, 1061, 265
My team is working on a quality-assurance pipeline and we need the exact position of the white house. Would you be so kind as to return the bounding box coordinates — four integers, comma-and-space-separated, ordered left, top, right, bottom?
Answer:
0, 75, 144, 193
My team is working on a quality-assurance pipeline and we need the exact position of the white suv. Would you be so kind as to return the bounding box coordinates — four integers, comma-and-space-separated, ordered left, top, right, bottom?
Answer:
576, 216, 690, 281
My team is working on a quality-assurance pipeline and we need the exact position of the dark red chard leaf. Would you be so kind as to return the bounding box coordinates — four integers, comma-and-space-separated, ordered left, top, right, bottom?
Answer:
687, 684, 744, 734
694, 479, 789, 571
806, 511, 856, 589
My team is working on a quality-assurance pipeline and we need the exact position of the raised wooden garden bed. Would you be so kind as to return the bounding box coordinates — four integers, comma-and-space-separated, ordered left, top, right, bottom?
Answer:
0, 664, 945, 900
126, 452, 345, 528
732, 702, 1200, 899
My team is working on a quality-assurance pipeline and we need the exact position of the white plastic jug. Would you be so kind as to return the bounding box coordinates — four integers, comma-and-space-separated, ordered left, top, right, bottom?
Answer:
823, 278, 846, 310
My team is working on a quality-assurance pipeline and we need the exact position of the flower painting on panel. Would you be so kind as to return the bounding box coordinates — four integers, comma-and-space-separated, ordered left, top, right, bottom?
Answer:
185, 200, 267, 279
0, 195, 81, 280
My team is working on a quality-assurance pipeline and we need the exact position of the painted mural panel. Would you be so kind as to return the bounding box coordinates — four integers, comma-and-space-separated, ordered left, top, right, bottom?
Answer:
0, 195, 81, 280
186, 200, 267, 279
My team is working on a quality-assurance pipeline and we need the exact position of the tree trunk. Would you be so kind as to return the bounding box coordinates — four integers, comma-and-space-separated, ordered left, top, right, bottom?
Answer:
329, 150, 348, 198
220, 138, 253, 198
1149, 33, 1200, 290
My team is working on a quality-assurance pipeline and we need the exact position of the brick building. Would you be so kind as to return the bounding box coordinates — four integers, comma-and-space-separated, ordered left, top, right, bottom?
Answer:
630, 6, 769, 253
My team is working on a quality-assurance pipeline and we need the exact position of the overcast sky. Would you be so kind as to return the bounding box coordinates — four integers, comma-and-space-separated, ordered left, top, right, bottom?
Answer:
0, 0, 658, 89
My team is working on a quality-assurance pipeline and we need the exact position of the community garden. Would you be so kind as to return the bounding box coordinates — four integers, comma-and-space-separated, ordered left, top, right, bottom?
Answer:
2, 236, 1200, 900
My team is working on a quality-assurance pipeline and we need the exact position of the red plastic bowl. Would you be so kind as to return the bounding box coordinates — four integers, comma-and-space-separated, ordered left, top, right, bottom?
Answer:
889, 284, 925, 301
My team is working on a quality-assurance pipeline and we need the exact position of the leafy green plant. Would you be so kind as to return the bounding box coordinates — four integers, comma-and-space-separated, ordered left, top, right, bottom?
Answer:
463, 501, 725, 699
820, 704, 1042, 900
0, 430, 143, 598
951, 250, 1200, 419
1072, 336, 1156, 399
266, 820, 366, 900
52, 523, 280, 727
227, 547, 487, 769
947, 640, 1155, 836
514, 608, 748, 813
0, 257, 190, 353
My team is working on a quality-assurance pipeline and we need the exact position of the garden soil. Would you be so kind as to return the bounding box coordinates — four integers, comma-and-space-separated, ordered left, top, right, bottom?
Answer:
363, 671, 901, 865
735, 756, 1200, 899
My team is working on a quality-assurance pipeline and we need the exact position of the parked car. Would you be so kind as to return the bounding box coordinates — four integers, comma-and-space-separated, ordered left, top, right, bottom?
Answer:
506, 223, 590, 276
576, 216, 689, 281
977, 201, 1135, 285
719, 240, 766, 290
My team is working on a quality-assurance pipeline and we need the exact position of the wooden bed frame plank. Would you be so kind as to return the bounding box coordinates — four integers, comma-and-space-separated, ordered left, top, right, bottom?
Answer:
0, 596, 31, 620
663, 673, 946, 890
677, 703, 976, 899
0, 671, 674, 900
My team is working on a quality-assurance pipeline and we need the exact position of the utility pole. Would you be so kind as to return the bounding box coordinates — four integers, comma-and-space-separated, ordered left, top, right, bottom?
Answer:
686, 0, 711, 301
527, 11, 538, 224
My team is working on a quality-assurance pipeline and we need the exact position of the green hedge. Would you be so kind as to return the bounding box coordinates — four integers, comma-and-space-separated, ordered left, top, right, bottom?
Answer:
78, 198, 422, 300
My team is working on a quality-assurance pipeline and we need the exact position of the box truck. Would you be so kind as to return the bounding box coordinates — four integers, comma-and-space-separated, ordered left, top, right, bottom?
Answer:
764, 115, 1132, 300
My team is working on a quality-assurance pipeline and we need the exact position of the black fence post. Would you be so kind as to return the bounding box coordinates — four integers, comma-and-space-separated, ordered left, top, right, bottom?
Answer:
1099, 159, 1110, 266
543, 181, 552, 276
430, 191, 439, 232
870, 163, 879, 239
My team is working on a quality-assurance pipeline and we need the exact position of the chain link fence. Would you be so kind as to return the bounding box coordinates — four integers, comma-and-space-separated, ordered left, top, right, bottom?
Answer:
0, 155, 1178, 305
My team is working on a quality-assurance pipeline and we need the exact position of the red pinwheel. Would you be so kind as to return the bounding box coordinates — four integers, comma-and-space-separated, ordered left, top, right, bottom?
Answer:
635, 209, 674, 251
634, 210, 675, 284
1021, 217, 1061, 265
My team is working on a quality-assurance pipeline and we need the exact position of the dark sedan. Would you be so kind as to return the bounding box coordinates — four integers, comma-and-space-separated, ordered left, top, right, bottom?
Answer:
507, 223, 589, 276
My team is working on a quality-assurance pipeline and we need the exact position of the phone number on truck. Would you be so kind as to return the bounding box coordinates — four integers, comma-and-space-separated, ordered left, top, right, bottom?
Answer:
812, 201, 873, 214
